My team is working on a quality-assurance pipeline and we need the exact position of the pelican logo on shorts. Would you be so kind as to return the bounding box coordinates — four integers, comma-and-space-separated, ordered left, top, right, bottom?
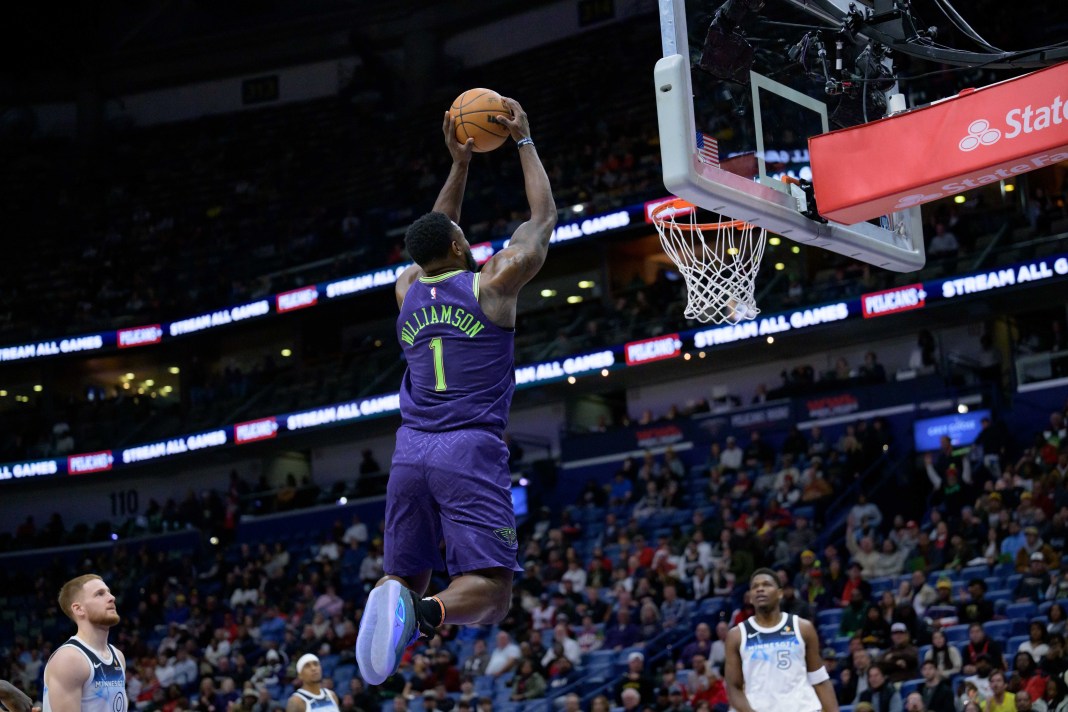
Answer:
959, 119, 1002, 152
493, 527, 518, 546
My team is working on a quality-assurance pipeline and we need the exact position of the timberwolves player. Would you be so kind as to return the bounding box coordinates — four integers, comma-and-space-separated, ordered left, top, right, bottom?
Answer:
286, 655, 340, 712
43, 575, 126, 712
725, 569, 838, 712
356, 97, 556, 685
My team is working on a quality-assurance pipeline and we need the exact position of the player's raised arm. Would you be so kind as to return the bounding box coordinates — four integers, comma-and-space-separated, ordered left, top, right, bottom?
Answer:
724, 626, 758, 712
42, 648, 90, 712
480, 97, 557, 297
801, 619, 839, 712
432, 111, 475, 223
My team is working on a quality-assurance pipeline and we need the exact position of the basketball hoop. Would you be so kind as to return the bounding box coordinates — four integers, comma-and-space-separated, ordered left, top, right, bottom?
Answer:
651, 198, 767, 325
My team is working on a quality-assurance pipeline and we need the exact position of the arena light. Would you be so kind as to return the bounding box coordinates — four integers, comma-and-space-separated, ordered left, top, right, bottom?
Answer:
33, 385, 42, 392
567, 376, 577, 384
0, 390, 6, 396
1004, 183, 1015, 192
774, 262, 785, 270
571, 204, 585, 213
337, 496, 348, 505
209, 536, 220, 546
567, 296, 583, 304
280, 348, 293, 358
953, 195, 966, 204
791, 246, 801, 254
144, 379, 154, 387
168, 366, 180, 374
957, 403, 969, 413
124, 372, 135, 380
540, 289, 556, 298
601, 369, 609, 376
578, 280, 595, 289
768, 237, 781, 246
767, 336, 775, 344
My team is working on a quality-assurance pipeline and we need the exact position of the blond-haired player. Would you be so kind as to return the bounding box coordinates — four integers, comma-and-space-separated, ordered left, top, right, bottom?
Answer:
42, 575, 126, 712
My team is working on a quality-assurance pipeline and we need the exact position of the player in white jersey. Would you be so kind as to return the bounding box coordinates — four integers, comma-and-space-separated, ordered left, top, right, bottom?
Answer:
43, 575, 127, 712
286, 655, 340, 712
725, 568, 837, 712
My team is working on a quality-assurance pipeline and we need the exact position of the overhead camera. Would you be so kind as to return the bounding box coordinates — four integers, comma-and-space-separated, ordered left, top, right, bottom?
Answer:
698, 0, 766, 83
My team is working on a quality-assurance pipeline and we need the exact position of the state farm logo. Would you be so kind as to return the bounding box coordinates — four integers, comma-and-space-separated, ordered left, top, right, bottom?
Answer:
894, 192, 942, 209
959, 119, 1001, 151
957, 96, 1068, 152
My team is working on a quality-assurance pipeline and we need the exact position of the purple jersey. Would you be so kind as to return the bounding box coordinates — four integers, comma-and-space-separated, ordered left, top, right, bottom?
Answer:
397, 270, 515, 432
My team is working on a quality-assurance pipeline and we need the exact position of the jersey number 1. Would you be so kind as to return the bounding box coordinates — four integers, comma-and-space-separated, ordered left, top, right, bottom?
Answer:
429, 337, 447, 391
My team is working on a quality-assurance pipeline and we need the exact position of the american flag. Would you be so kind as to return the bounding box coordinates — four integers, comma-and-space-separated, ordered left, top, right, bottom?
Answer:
696, 131, 720, 167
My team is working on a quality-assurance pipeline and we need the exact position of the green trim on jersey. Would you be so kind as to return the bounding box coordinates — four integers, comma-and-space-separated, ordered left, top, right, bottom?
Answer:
472, 273, 481, 300
418, 269, 463, 284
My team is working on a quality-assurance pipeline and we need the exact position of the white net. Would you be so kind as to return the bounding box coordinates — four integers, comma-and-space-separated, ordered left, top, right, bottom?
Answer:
652, 200, 767, 324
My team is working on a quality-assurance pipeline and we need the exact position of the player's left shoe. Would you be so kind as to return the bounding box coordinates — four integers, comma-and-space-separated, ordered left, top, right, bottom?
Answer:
356, 580, 425, 684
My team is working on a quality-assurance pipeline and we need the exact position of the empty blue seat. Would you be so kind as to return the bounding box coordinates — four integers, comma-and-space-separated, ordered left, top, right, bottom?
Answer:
961, 565, 991, 580
1006, 635, 1029, 656
1006, 574, 1023, 591
818, 608, 844, 626
984, 620, 1012, 641
869, 576, 895, 595
900, 679, 924, 698
1005, 602, 1038, 620
994, 562, 1016, 577
987, 588, 1012, 603
919, 644, 932, 662
584, 649, 615, 669
985, 576, 1003, 591
700, 596, 727, 615
944, 624, 971, 645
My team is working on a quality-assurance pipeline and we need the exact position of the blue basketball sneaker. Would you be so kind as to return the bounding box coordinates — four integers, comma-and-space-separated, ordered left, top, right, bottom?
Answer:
356, 580, 425, 685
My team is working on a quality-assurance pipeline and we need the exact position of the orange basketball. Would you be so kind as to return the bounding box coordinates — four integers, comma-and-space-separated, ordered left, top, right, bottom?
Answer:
449, 88, 512, 153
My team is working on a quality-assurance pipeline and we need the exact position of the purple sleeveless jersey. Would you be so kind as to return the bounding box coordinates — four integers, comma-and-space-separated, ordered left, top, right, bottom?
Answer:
397, 270, 515, 433
388, 269, 521, 576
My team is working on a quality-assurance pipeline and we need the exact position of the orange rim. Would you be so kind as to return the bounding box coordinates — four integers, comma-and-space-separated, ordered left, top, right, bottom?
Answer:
650, 198, 753, 231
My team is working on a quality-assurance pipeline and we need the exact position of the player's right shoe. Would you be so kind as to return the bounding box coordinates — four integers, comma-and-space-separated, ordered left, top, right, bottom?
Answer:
356, 579, 421, 685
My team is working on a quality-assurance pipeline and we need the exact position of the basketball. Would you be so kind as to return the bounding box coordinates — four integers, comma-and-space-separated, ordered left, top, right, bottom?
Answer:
449, 88, 512, 153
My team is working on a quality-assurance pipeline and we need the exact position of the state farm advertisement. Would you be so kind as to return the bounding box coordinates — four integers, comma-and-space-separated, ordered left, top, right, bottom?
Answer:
810, 61, 1068, 224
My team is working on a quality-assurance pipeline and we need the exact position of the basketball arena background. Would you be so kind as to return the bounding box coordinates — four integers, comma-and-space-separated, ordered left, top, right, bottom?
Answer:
1, 1, 1068, 711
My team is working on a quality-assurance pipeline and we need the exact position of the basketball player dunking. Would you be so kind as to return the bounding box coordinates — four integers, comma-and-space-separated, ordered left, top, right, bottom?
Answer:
286, 655, 340, 712
43, 575, 126, 712
725, 569, 838, 712
355, 97, 556, 685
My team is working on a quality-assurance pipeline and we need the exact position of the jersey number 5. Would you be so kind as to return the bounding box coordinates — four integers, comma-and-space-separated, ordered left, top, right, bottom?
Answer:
429, 337, 447, 391
776, 649, 791, 669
